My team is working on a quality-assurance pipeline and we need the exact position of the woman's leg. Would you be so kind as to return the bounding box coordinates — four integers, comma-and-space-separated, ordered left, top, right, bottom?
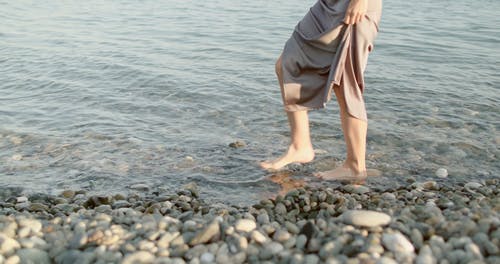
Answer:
315, 85, 367, 181
260, 56, 315, 170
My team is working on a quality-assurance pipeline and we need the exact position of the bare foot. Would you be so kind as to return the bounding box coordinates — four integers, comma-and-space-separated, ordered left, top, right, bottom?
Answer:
314, 165, 368, 184
260, 145, 315, 171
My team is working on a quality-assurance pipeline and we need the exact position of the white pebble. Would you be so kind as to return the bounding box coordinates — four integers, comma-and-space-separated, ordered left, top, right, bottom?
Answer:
435, 168, 448, 178
16, 197, 28, 203
9, 136, 22, 145
235, 219, 256, 233
342, 210, 391, 227
382, 232, 415, 254
5, 255, 20, 264
19, 219, 43, 232
0, 234, 21, 256
11, 154, 23, 161
122, 251, 154, 264
17, 227, 31, 238
251, 230, 268, 244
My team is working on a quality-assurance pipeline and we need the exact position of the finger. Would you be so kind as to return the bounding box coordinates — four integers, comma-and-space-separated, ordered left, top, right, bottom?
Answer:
343, 14, 350, 24
355, 13, 363, 24
345, 13, 354, 24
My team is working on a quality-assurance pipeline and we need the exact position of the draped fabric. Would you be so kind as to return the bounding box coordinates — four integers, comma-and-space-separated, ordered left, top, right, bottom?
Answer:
280, 0, 382, 121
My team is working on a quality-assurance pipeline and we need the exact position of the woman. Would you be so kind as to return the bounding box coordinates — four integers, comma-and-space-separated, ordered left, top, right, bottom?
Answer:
260, 0, 382, 183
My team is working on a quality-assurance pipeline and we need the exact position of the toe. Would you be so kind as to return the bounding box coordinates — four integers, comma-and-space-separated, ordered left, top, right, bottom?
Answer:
259, 161, 272, 169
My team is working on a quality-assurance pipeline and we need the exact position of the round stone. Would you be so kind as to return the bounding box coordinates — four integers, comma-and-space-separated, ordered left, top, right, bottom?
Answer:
61, 190, 76, 199
274, 203, 287, 215
228, 141, 246, 148
122, 251, 155, 264
19, 219, 42, 232
200, 252, 215, 264
257, 213, 270, 225
235, 219, 256, 233
251, 230, 267, 244
415, 245, 435, 264
12, 154, 23, 161
16, 197, 28, 203
382, 232, 415, 254
435, 168, 448, 178
0, 234, 21, 255
464, 182, 482, 192
342, 210, 391, 227
17, 248, 51, 264
273, 229, 291, 242
189, 220, 220, 246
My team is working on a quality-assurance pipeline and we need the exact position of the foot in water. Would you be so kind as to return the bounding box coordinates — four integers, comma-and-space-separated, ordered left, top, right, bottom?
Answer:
314, 165, 371, 184
260, 145, 315, 171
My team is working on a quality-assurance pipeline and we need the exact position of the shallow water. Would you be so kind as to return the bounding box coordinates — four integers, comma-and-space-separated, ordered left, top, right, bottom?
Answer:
1, 0, 499, 205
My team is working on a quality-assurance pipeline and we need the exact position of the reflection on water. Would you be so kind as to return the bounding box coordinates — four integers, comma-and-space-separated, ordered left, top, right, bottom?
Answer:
266, 171, 307, 198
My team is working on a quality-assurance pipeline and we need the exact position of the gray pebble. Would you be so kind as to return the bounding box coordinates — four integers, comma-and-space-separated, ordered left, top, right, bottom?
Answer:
55, 250, 95, 264
17, 248, 51, 264
69, 232, 88, 249
274, 202, 287, 215
200, 252, 215, 264
410, 228, 424, 250
273, 229, 291, 242
129, 184, 150, 191
257, 212, 270, 225
304, 254, 320, 264
295, 234, 307, 251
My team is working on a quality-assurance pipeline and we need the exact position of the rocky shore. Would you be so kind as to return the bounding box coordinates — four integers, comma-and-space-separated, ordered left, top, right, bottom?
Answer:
0, 179, 498, 264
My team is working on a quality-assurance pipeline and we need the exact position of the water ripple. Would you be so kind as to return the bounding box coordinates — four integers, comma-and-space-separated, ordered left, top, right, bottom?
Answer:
0, 0, 499, 205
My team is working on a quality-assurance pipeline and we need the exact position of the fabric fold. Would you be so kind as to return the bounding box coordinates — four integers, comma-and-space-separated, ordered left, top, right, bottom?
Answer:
280, 0, 382, 121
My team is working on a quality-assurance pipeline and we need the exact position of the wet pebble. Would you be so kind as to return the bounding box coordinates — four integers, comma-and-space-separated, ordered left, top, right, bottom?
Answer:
11, 154, 23, 161
129, 184, 150, 191
435, 168, 448, 178
228, 140, 246, 148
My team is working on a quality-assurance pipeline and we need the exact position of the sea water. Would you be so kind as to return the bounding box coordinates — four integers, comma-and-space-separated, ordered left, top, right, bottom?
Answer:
1, 0, 499, 204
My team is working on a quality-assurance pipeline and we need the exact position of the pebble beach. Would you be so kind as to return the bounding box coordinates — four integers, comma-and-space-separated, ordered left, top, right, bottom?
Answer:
1, 1, 499, 263
1, 178, 498, 264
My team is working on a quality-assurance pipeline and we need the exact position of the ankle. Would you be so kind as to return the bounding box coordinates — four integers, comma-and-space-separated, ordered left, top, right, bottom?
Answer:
289, 142, 313, 152
343, 160, 366, 174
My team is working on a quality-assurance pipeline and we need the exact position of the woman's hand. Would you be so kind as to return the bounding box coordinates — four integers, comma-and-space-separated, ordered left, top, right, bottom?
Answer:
343, 0, 368, 25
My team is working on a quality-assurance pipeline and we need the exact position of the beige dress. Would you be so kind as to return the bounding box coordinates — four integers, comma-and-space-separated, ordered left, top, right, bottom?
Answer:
280, 0, 382, 120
